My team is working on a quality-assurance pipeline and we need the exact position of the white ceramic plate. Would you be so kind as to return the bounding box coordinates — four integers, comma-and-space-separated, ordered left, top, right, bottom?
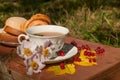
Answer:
0, 28, 19, 47
44, 44, 78, 64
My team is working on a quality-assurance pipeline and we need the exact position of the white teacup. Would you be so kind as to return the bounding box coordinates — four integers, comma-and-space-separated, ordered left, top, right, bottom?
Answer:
18, 25, 69, 58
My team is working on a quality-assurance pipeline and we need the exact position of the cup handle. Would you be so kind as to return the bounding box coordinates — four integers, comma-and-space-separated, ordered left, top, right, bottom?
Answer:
18, 34, 29, 44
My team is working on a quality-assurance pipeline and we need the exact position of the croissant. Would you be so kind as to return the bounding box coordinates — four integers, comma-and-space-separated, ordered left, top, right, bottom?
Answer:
21, 13, 51, 32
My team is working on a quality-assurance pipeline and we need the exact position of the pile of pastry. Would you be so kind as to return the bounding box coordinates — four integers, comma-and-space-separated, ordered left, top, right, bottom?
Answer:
0, 14, 51, 44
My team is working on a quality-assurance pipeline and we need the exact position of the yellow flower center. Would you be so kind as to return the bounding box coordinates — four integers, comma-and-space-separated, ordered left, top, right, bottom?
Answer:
42, 48, 49, 56
30, 61, 39, 70
23, 48, 32, 56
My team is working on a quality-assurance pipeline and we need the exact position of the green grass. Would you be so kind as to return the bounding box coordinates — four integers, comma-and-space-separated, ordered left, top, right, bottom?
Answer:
0, 0, 120, 47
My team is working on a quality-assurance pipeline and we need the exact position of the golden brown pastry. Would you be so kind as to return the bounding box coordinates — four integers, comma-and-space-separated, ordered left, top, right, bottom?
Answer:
31, 14, 51, 24
21, 13, 51, 32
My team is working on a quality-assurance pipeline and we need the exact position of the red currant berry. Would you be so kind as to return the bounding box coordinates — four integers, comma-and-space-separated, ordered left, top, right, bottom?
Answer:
92, 58, 96, 62
100, 48, 105, 53
87, 52, 92, 56
85, 44, 90, 50
73, 56, 77, 61
89, 59, 92, 63
84, 51, 91, 56
95, 49, 102, 54
95, 50, 99, 54
77, 46, 81, 51
90, 52, 95, 56
96, 47, 101, 50
60, 63, 65, 69
84, 51, 88, 56
58, 51, 65, 56
77, 57, 81, 62
71, 40, 77, 46
73, 56, 81, 62
81, 45, 86, 49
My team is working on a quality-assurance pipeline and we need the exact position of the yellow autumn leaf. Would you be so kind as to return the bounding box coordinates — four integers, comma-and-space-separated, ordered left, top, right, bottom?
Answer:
65, 64, 75, 74
47, 64, 75, 75
79, 49, 86, 59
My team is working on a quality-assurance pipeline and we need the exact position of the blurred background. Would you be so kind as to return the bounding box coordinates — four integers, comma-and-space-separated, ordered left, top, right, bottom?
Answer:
0, 0, 120, 47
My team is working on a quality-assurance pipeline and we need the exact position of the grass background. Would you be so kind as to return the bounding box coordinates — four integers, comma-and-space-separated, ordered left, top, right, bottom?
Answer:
0, 0, 120, 47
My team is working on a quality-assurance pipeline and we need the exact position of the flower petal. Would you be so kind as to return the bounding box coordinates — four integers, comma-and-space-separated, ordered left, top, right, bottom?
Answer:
27, 67, 33, 75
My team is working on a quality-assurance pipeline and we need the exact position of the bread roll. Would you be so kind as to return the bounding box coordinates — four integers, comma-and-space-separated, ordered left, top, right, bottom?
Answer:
4, 17, 27, 36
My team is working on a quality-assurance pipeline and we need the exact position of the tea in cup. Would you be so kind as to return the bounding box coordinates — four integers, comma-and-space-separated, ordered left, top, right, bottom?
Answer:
18, 25, 69, 59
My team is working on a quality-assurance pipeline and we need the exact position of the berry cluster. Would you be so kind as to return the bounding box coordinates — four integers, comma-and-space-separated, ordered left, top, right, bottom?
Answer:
71, 40, 105, 64
71, 40, 91, 51
84, 51, 95, 57
73, 56, 81, 62
59, 40, 105, 69
71, 40, 105, 55
95, 47, 105, 55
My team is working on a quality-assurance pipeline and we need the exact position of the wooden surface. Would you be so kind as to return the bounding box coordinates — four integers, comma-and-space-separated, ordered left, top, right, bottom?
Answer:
0, 37, 120, 80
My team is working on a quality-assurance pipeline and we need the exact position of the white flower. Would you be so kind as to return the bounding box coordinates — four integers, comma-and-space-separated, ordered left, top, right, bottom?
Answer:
17, 40, 37, 59
26, 54, 46, 75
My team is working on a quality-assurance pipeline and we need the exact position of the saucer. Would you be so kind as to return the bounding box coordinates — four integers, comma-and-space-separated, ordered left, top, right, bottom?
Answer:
0, 28, 19, 47
44, 43, 78, 64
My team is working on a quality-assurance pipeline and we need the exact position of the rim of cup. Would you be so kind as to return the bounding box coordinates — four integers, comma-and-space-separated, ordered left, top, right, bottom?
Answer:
25, 25, 69, 38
